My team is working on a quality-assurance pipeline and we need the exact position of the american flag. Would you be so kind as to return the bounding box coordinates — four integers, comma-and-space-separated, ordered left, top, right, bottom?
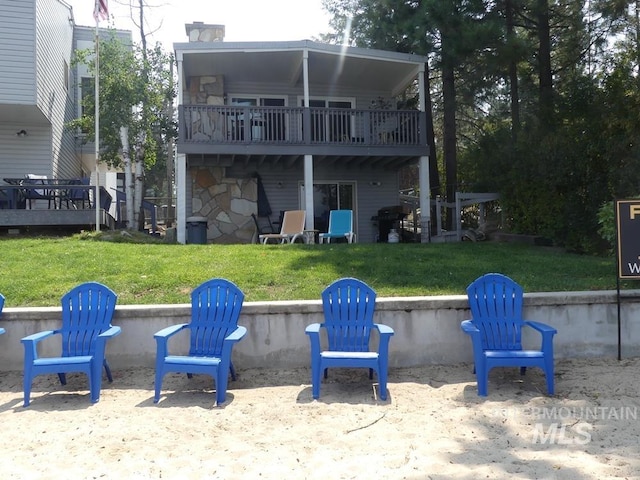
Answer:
94, 0, 108, 22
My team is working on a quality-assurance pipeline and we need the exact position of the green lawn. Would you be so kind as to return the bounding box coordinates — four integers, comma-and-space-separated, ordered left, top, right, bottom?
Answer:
0, 235, 625, 307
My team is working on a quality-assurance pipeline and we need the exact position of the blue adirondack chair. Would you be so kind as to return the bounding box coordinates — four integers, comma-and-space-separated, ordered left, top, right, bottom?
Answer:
21, 282, 120, 406
0, 292, 5, 335
461, 273, 557, 396
319, 209, 356, 244
305, 277, 394, 400
154, 278, 247, 405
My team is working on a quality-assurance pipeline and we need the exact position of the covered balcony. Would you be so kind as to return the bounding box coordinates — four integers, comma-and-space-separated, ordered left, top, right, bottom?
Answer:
178, 105, 427, 168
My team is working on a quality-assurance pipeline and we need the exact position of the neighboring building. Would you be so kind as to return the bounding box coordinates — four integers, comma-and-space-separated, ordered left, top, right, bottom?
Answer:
174, 23, 432, 244
72, 24, 131, 187
0, 0, 130, 195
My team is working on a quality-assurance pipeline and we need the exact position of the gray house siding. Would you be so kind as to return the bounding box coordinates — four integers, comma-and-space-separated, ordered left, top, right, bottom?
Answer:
0, 0, 36, 105
0, 0, 78, 180
36, 0, 76, 178
0, 123, 51, 178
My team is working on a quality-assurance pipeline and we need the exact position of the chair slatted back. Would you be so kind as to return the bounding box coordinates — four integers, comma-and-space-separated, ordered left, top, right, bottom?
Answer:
466, 273, 524, 351
189, 278, 245, 357
321, 277, 376, 352
280, 210, 305, 235
68, 177, 90, 203
23, 174, 49, 201
60, 282, 118, 357
328, 210, 353, 235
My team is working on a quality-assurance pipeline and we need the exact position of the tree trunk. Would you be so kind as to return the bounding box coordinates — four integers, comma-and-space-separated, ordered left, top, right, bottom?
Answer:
423, 63, 441, 198
120, 126, 135, 229
442, 33, 458, 230
134, 135, 145, 231
536, 0, 554, 125
636, 1, 640, 88
506, 0, 520, 139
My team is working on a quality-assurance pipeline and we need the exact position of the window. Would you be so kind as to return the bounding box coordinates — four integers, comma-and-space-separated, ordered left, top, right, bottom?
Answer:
300, 182, 356, 233
80, 77, 94, 133
64, 61, 70, 92
228, 96, 287, 141
300, 97, 355, 142
80, 77, 93, 114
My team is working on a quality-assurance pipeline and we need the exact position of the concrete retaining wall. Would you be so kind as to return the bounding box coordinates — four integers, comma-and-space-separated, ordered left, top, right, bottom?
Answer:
1, 290, 638, 371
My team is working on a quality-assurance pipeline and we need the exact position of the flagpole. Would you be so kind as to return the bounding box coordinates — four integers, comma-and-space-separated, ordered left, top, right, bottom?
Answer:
94, 11, 101, 232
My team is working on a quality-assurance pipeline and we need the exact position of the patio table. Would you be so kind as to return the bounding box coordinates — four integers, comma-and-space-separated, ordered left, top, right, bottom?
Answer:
2, 178, 86, 209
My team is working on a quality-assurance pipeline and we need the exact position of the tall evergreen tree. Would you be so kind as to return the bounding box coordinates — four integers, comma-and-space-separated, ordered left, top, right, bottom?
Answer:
322, 0, 501, 228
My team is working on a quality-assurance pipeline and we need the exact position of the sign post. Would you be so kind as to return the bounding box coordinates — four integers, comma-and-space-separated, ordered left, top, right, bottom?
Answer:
614, 199, 640, 359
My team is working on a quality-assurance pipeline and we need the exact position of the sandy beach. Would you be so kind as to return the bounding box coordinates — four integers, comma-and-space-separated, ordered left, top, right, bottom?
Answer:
1, 357, 639, 479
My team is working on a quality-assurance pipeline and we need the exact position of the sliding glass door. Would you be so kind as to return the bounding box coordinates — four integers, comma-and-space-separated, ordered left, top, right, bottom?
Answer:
300, 182, 356, 234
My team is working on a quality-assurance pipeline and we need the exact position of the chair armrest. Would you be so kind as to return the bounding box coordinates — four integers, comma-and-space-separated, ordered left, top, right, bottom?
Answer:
98, 325, 122, 339
305, 323, 322, 335
305, 323, 323, 358
95, 326, 122, 359
154, 323, 189, 339
524, 320, 557, 353
225, 325, 247, 343
221, 326, 248, 360
374, 323, 394, 357
21, 330, 56, 363
21, 330, 56, 344
461, 320, 485, 358
154, 323, 189, 359
524, 320, 557, 335
460, 320, 479, 335
374, 323, 394, 336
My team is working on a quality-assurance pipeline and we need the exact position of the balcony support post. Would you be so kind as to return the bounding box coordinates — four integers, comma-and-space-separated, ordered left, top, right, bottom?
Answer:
304, 154, 314, 231
419, 155, 431, 243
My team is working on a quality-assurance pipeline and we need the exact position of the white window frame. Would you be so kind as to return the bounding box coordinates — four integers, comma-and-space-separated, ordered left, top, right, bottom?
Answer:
297, 96, 356, 142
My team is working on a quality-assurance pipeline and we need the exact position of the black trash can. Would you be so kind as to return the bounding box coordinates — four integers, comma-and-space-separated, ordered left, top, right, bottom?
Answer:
186, 216, 208, 244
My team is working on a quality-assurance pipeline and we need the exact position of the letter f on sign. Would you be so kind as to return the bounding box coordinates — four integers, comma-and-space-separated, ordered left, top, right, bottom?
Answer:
630, 205, 640, 219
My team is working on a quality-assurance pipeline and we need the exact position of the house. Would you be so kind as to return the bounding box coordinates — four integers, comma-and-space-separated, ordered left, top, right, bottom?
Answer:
0, 0, 130, 228
174, 23, 432, 244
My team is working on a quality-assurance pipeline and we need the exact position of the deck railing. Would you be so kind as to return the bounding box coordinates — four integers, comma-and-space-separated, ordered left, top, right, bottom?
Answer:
0, 180, 109, 211
179, 105, 425, 147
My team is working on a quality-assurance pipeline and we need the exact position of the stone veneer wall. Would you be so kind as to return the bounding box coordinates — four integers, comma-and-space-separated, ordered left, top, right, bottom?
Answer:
185, 22, 225, 43
186, 75, 224, 105
183, 23, 227, 139
184, 24, 255, 243
185, 76, 226, 140
190, 166, 257, 244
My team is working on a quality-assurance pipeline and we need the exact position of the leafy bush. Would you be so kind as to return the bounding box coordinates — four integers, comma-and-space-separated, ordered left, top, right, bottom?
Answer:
597, 200, 616, 254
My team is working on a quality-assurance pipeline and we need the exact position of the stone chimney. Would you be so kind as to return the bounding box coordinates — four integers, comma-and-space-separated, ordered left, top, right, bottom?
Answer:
185, 22, 225, 42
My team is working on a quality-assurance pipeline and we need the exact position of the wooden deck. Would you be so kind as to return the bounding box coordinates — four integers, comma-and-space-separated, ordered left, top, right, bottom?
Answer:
0, 208, 114, 231
0, 183, 115, 232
